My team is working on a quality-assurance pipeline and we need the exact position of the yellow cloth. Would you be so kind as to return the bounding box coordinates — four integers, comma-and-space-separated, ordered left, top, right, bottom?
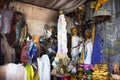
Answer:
95, 0, 108, 11
78, 47, 84, 64
92, 22, 95, 44
25, 64, 34, 80
34, 70, 39, 80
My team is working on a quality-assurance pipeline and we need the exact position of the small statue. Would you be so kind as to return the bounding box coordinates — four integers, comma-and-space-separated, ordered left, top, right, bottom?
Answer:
71, 27, 82, 66
59, 10, 64, 15
113, 64, 119, 74
84, 29, 93, 64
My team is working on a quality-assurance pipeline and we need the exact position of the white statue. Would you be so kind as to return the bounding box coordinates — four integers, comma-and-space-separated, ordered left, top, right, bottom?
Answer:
84, 30, 93, 64
71, 27, 82, 66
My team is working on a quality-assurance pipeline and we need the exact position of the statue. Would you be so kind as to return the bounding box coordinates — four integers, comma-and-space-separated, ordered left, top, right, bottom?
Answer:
84, 30, 93, 64
71, 27, 82, 66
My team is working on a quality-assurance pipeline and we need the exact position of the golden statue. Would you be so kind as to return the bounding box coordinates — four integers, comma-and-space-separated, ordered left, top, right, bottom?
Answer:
59, 10, 64, 15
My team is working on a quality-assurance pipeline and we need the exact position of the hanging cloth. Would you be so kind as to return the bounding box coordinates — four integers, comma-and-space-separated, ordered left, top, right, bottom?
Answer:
27, 41, 38, 64
25, 64, 34, 80
91, 25, 103, 65
5, 63, 27, 80
37, 55, 50, 80
21, 41, 30, 64
33, 70, 39, 80
1, 9, 14, 34
1, 34, 15, 64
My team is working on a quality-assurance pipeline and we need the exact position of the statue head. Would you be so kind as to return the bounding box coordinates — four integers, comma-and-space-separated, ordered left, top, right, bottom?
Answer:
85, 29, 91, 39
59, 10, 64, 15
71, 27, 78, 36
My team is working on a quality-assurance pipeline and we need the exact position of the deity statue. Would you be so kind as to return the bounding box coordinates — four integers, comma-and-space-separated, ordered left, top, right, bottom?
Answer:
84, 30, 93, 64
71, 27, 82, 66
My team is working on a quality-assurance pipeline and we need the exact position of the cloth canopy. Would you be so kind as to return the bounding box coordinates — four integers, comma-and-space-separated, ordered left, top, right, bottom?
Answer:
15, 0, 87, 14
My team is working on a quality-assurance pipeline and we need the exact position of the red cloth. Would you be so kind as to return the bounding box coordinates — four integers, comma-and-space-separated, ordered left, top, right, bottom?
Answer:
20, 41, 30, 64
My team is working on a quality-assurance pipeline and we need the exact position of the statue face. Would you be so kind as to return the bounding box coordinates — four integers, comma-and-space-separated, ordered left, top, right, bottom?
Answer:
113, 64, 119, 69
85, 32, 91, 39
32, 35, 40, 43
72, 28, 77, 35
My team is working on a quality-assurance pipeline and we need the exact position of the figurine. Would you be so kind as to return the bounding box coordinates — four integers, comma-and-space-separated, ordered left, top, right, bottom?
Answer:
113, 63, 119, 74
71, 27, 82, 66
84, 29, 93, 64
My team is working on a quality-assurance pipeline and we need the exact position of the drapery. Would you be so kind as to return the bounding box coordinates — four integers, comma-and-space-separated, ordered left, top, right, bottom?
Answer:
91, 24, 103, 65
15, 0, 87, 14
93, 0, 120, 72
37, 55, 50, 80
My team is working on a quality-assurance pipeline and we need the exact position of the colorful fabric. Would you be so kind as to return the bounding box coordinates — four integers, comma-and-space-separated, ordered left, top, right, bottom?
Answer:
25, 64, 34, 80
15, 12, 26, 45
27, 41, 38, 62
21, 41, 30, 64
5, 11, 26, 47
